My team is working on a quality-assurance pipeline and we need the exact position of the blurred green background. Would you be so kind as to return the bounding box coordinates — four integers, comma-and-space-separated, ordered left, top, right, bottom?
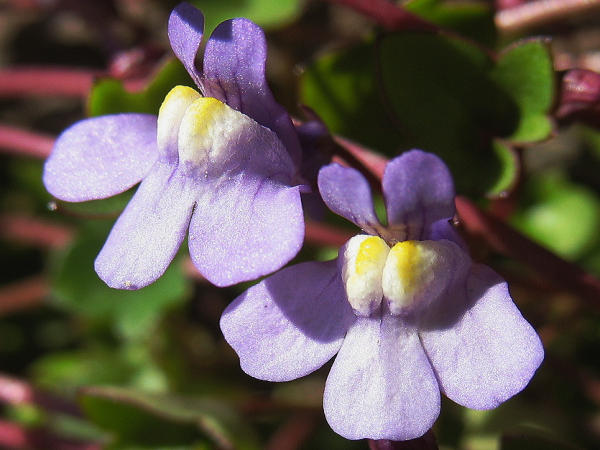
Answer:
1, 0, 599, 448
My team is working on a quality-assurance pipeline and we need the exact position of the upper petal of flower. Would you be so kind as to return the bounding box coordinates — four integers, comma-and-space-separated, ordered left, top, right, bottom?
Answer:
220, 260, 355, 381
318, 163, 382, 234
168, 2, 204, 88
383, 150, 456, 240
323, 315, 440, 441
95, 162, 196, 290
419, 264, 544, 409
178, 95, 303, 285
43, 114, 158, 202
202, 17, 302, 168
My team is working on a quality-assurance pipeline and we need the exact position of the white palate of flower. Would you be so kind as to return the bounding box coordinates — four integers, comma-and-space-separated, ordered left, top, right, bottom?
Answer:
382, 240, 455, 315
340, 235, 390, 316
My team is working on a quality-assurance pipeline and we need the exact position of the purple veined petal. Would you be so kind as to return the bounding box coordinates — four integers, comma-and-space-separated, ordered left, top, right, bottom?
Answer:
383, 150, 456, 240
428, 218, 468, 252
220, 260, 355, 382
188, 176, 304, 287
203, 18, 302, 168
324, 315, 440, 441
168, 2, 204, 88
43, 114, 158, 202
95, 162, 196, 290
419, 264, 544, 410
318, 163, 382, 234
182, 98, 303, 286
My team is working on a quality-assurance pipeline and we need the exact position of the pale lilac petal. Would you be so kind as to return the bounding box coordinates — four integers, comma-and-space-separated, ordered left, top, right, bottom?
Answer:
220, 261, 355, 382
203, 18, 301, 167
383, 150, 455, 240
188, 176, 304, 286
419, 264, 544, 409
324, 315, 440, 441
95, 163, 195, 290
318, 163, 381, 234
168, 2, 204, 87
43, 114, 158, 202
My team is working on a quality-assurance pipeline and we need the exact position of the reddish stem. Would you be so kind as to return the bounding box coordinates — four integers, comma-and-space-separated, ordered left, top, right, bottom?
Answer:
0, 420, 100, 450
0, 373, 81, 416
322, 0, 438, 32
496, 0, 600, 33
0, 68, 99, 98
0, 276, 49, 316
369, 431, 438, 450
0, 215, 73, 249
305, 219, 354, 248
0, 67, 147, 99
455, 195, 600, 308
265, 413, 318, 450
0, 125, 55, 159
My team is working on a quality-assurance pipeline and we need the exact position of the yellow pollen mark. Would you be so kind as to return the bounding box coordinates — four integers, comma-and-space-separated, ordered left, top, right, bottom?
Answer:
389, 241, 420, 293
159, 85, 201, 115
355, 236, 389, 275
185, 97, 228, 137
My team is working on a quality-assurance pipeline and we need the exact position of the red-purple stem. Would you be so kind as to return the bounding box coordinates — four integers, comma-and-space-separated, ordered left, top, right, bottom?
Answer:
0, 420, 100, 450
322, 0, 438, 32
0, 67, 147, 99
0, 125, 54, 159
496, 0, 600, 33
455, 195, 600, 308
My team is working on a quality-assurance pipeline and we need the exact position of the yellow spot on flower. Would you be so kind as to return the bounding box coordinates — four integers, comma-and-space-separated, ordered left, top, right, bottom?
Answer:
356, 236, 391, 275
389, 240, 420, 294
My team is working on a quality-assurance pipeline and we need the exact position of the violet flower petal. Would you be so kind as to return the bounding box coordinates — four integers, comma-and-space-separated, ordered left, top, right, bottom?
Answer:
428, 218, 468, 252
43, 114, 158, 202
220, 260, 355, 381
419, 264, 544, 409
168, 2, 204, 88
203, 18, 302, 167
188, 176, 304, 287
318, 163, 381, 234
383, 150, 455, 240
95, 163, 195, 290
324, 315, 440, 441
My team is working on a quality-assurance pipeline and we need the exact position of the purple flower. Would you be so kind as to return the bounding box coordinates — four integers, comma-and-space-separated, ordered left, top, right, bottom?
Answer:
220, 150, 544, 441
43, 3, 305, 289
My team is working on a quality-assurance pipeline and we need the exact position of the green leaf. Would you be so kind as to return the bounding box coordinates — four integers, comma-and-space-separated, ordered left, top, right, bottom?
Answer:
301, 42, 399, 155
487, 140, 520, 196
377, 33, 515, 193
301, 35, 554, 195
405, 0, 496, 46
32, 348, 137, 393
51, 223, 190, 339
191, 0, 303, 35
88, 59, 194, 116
512, 172, 600, 260
80, 386, 260, 450
491, 40, 555, 142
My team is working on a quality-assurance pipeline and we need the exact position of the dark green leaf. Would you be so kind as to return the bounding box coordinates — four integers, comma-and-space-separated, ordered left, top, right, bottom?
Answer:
80, 386, 260, 450
406, 0, 496, 46
51, 223, 190, 339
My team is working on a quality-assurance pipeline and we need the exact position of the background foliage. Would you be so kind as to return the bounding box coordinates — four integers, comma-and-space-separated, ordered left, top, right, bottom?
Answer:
1, 0, 600, 449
